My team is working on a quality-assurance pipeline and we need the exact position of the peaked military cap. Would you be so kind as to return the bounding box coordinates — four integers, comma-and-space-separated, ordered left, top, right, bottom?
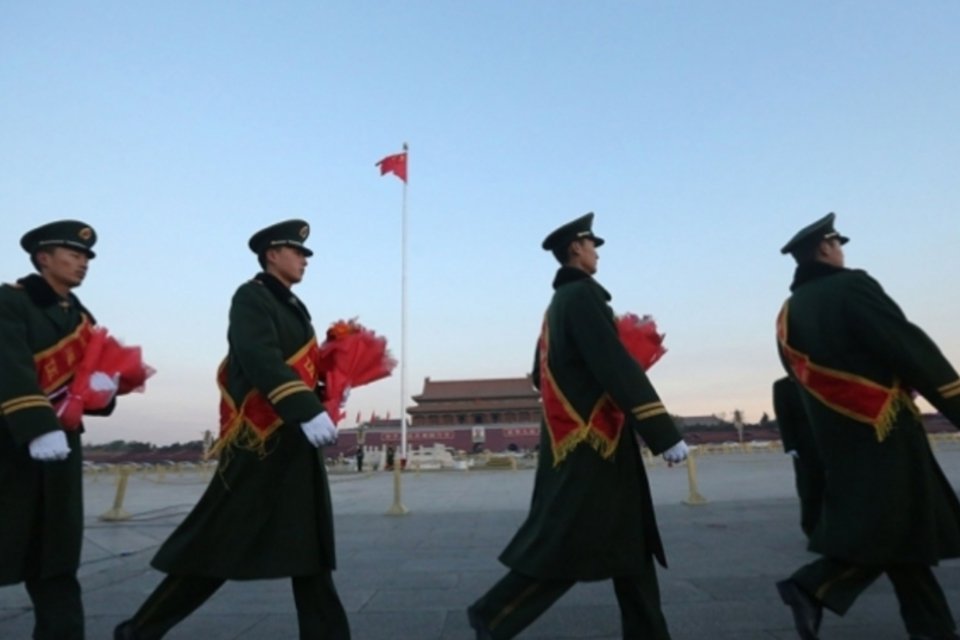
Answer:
20, 220, 97, 258
542, 212, 605, 252
248, 219, 314, 257
780, 212, 849, 255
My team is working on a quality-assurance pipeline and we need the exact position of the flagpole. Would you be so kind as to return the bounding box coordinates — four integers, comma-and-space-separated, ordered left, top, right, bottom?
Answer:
400, 141, 409, 463
388, 141, 410, 516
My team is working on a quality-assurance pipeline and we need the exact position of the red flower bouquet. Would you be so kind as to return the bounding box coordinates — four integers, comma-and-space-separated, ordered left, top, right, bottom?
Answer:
317, 319, 397, 424
617, 313, 667, 371
56, 327, 155, 429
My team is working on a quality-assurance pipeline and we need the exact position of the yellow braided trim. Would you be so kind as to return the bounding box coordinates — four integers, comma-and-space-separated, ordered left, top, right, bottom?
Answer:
634, 409, 667, 422
938, 379, 960, 399
631, 401, 663, 416
551, 422, 620, 466
871, 391, 920, 443
3, 400, 53, 415
206, 417, 283, 461
632, 405, 667, 421
2, 394, 50, 412
550, 394, 622, 465
270, 384, 312, 404
267, 380, 307, 403
32, 314, 91, 361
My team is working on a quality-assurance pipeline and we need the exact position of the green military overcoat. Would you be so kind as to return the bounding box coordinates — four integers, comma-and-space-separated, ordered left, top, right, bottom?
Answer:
152, 272, 336, 579
0, 275, 112, 585
499, 267, 683, 581
779, 262, 960, 565
772, 376, 825, 537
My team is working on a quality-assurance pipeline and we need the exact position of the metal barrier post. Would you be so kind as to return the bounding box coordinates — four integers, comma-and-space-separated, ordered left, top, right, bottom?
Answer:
682, 451, 708, 506
100, 466, 133, 521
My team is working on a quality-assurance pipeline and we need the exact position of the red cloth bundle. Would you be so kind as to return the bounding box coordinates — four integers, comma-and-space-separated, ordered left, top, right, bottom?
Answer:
56, 327, 155, 429
616, 313, 666, 371
317, 319, 397, 424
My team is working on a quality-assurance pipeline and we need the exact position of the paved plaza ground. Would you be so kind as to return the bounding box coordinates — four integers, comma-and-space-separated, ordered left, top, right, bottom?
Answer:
2, 445, 959, 639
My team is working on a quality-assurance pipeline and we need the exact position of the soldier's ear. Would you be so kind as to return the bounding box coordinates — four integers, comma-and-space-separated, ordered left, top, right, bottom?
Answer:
33, 249, 53, 271
815, 240, 833, 260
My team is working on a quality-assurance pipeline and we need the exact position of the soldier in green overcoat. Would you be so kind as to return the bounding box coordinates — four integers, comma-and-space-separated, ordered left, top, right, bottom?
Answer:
468, 213, 689, 640
775, 213, 960, 640
115, 220, 350, 640
1, 220, 119, 640
772, 376, 824, 537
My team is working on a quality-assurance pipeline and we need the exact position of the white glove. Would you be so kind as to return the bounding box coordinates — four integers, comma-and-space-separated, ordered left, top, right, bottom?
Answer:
340, 386, 351, 409
29, 430, 71, 461
301, 412, 338, 447
662, 440, 689, 464
786, 450, 799, 459
89, 371, 120, 401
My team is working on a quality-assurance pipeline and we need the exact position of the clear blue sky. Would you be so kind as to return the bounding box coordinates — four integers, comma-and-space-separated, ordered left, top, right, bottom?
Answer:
3, 1, 959, 444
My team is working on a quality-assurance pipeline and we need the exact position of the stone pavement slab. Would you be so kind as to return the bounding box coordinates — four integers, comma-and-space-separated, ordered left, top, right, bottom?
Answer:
2, 448, 959, 639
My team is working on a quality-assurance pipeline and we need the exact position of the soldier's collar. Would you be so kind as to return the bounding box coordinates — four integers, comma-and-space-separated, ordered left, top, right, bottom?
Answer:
17, 274, 68, 307
552, 266, 592, 289
14, 274, 94, 320
790, 262, 848, 291
552, 266, 611, 300
253, 272, 311, 320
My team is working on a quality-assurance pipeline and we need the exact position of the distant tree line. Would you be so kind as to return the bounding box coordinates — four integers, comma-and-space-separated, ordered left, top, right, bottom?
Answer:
84, 440, 204, 453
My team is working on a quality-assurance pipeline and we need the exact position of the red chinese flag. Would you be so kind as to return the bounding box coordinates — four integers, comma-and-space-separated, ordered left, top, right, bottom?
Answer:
376, 152, 407, 182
